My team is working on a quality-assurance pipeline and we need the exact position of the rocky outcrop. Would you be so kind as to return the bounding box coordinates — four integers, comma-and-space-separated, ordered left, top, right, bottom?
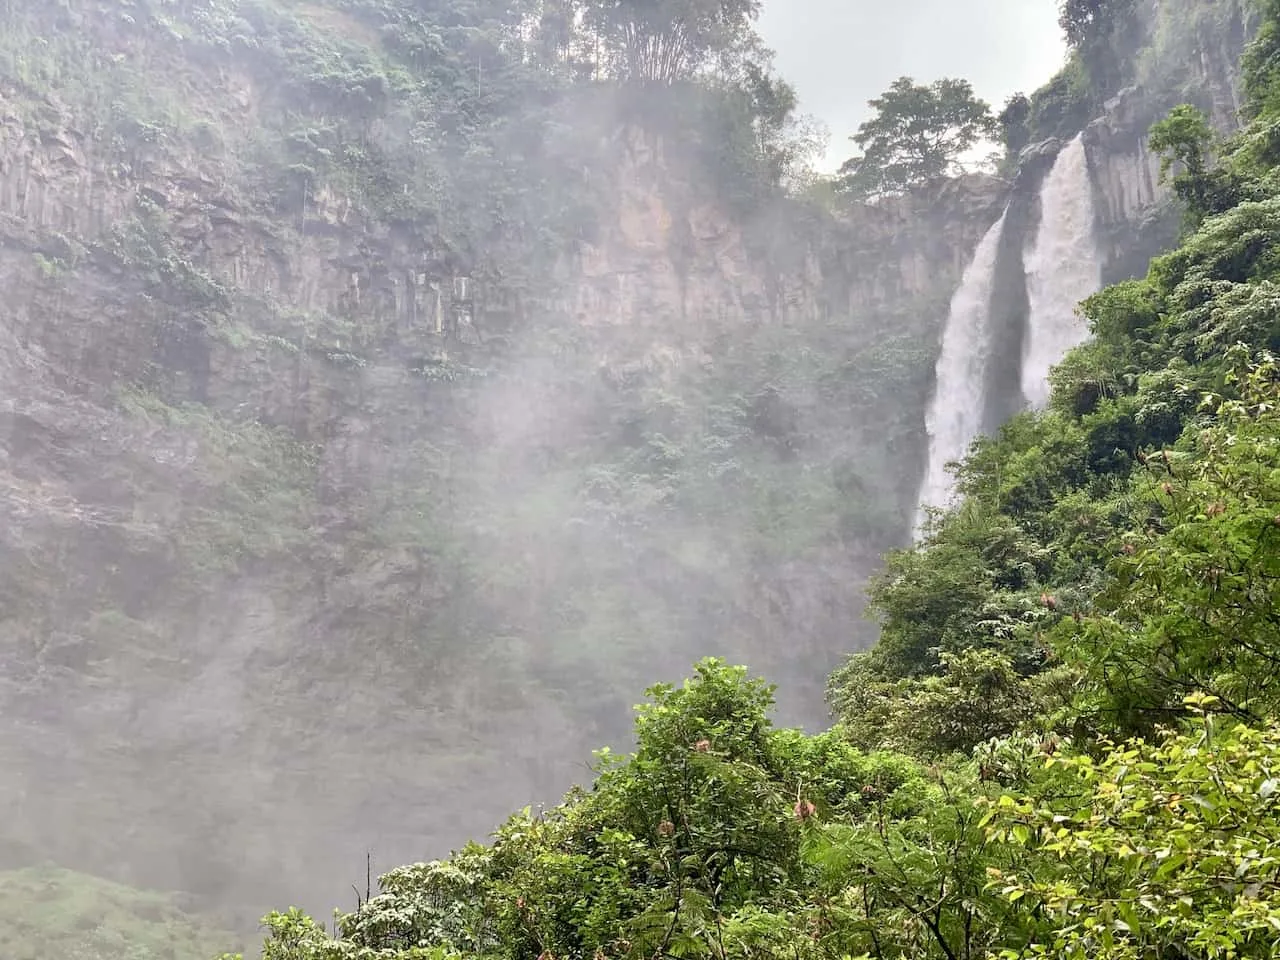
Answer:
1086, 88, 1167, 228
561, 125, 1004, 351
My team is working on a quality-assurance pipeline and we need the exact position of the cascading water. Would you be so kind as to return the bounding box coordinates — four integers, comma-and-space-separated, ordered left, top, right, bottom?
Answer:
914, 134, 1105, 534
1021, 134, 1104, 408
914, 207, 1010, 531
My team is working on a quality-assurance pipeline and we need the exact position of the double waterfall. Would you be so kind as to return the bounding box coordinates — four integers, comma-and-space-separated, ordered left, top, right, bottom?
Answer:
914, 135, 1103, 531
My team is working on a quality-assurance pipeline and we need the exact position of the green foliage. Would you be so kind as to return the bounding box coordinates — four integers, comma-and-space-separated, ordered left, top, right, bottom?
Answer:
1058, 0, 1136, 48
584, 0, 762, 83
1066, 352, 1280, 728
1058, 0, 1141, 92
102, 206, 232, 315
830, 648, 1072, 758
997, 92, 1032, 154
986, 700, 1280, 959
1151, 104, 1214, 185
1149, 104, 1240, 225
1246, 0, 1280, 119
801, 779, 994, 959
838, 77, 997, 198
1026, 57, 1095, 142
235, 659, 943, 960
0, 867, 236, 960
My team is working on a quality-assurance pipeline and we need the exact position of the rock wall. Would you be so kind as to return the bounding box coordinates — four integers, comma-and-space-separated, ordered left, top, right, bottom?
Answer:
5, 0, 1257, 930
0, 4, 1005, 934
1085, 0, 1254, 281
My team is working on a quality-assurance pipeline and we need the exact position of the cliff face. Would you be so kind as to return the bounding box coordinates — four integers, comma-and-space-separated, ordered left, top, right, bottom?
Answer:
569, 126, 1003, 347
1085, 0, 1254, 280
2, 0, 1246, 930
0, 0, 1003, 928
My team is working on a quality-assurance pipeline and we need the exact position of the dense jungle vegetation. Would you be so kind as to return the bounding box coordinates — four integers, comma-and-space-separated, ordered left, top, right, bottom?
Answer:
201, 1, 1280, 957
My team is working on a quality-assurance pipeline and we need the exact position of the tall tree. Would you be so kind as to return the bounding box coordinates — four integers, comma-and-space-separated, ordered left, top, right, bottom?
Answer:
838, 77, 997, 198
583, 0, 761, 83
1058, 0, 1141, 92
998, 92, 1032, 154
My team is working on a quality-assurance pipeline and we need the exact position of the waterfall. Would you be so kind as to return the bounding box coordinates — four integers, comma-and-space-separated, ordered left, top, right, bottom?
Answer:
914, 134, 1104, 534
1021, 134, 1103, 409
914, 207, 1010, 531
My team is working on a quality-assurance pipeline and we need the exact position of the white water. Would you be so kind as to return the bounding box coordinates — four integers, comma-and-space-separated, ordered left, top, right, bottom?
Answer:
914, 207, 1009, 531
1021, 134, 1103, 409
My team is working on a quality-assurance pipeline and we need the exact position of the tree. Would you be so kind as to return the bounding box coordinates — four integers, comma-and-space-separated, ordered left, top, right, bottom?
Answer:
838, 77, 997, 198
1057, 0, 1141, 93
1057, 0, 1137, 48
1149, 105, 1212, 184
1149, 104, 1239, 225
584, 0, 762, 83
1244, 0, 1280, 120
988, 701, 1280, 960
1065, 351, 1280, 730
998, 93, 1032, 154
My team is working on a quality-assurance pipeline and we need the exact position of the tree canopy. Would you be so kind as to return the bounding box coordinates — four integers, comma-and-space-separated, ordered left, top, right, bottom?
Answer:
997, 93, 1033, 155
1057, 0, 1142, 92
1057, 0, 1139, 49
838, 77, 997, 198
583, 0, 762, 83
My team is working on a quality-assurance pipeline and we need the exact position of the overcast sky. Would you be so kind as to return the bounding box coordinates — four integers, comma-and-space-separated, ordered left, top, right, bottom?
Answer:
757, 0, 1067, 170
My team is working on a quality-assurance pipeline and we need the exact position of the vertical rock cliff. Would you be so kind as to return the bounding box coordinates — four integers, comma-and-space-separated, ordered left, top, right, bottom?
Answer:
0, 0, 1004, 927
1086, 0, 1254, 280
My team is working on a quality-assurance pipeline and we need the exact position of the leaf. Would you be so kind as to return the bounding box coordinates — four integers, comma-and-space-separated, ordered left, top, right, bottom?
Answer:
1118, 900, 1142, 936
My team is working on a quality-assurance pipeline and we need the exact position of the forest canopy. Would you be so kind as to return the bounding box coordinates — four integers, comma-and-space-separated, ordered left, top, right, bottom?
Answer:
583, 0, 762, 82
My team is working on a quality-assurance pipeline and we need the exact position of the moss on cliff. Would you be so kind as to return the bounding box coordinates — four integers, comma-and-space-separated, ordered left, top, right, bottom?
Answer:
0, 0, 1002, 934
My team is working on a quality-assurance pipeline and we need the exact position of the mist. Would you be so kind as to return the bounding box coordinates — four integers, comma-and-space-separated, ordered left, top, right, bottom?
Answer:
0, 0, 1046, 944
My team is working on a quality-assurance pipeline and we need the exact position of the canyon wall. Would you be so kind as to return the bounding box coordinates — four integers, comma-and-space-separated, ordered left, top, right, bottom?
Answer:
0, 0, 1002, 929
1087, 0, 1254, 280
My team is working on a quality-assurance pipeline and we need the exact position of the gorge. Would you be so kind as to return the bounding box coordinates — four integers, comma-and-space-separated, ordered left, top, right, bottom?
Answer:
0, 0, 1273, 958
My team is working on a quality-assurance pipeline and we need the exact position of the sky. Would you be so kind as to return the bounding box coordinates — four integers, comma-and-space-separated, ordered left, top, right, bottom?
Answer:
757, 0, 1068, 171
